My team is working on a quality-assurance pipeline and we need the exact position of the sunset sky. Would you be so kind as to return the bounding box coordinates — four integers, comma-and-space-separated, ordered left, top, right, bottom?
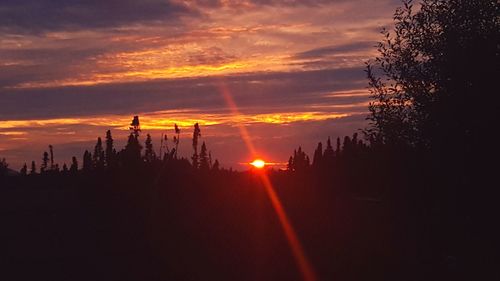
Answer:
0, 0, 401, 170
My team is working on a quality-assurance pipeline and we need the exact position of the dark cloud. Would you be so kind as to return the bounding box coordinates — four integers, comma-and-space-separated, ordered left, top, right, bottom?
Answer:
0, 0, 195, 34
293, 41, 376, 60
0, 67, 367, 120
190, 0, 346, 8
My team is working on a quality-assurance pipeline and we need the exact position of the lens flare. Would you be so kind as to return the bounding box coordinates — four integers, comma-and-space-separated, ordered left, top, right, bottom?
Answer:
216, 78, 317, 281
250, 159, 266, 168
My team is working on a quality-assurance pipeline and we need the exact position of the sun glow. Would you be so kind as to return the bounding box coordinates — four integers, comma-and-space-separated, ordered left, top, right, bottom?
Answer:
250, 159, 266, 169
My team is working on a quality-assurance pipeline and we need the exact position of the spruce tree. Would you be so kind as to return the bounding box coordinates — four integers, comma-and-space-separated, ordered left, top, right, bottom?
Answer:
83, 150, 92, 172
20, 163, 28, 176
30, 161, 36, 175
199, 142, 210, 171
70, 156, 78, 173
105, 130, 115, 168
191, 123, 201, 169
41, 151, 49, 173
312, 142, 323, 168
93, 137, 104, 170
144, 134, 156, 163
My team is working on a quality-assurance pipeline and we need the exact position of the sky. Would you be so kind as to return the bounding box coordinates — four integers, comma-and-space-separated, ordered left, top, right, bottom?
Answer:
0, 0, 401, 170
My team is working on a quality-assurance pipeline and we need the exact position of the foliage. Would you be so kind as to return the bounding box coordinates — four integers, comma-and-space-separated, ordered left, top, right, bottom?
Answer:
366, 0, 499, 149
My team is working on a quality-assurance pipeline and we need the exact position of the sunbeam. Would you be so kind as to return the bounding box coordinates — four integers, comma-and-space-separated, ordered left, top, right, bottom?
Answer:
216, 79, 317, 281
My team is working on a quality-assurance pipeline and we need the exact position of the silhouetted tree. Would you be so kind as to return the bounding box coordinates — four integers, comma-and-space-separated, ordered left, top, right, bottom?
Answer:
191, 123, 201, 168
173, 123, 180, 159
365, 0, 499, 149
160, 133, 168, 161
93, 137, 105, 170
41, 151, 49, 173
144, 134, 156, 163
130, 115, 141, 138
30, 161, 36, 175
0, 158, 9, 176
20, 163, 28, 176
49, 145, 55, 170
199, 141, 210, 171
123, 133, 142, 165
70, 156, 78, 173
312, 142, 323, 168
288, 146, 310, 172
335, 137, 341, 157
323, 138, 335, 165
212, 159, 220, 171
105, 130, 115, 168
83, 150, 92, 172
62, 163, 68, 173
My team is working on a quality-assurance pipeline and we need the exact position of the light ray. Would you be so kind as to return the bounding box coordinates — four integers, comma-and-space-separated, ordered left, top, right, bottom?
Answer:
216, 79, 317, 281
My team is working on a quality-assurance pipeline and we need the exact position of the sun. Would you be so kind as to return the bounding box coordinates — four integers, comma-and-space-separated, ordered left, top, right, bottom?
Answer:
250, 159, 266, 169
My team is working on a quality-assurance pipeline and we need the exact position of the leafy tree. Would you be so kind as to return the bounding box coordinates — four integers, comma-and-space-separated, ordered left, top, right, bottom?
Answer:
366, 0, 499, 150
20, 163, 28, 176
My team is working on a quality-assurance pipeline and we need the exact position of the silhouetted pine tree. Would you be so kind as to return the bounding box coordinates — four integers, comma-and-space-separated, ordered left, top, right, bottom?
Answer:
287, 156, 294, 171
0, 158, 7, 176
144, 134, 156, 163
41, 151, 49, 173
83, 150, 92, 172
312, 142, 323, 168
323, 138, 335, 166
212, 159, 220, 171
130, 116, 141, 138
123, 133, 142, 165
199, 141, 210, 171
30, 161, 36, 175
173, 123, 180, 159
49, 145, 55, 170
335, 137, 341, 157
105, 130, 115, 168
93, 137, 105, 170
70, 156, 78, 173
62, 163, 68, 173
191, 123, 201, 168
288, 147, 310, 172
20, 163, 27, 176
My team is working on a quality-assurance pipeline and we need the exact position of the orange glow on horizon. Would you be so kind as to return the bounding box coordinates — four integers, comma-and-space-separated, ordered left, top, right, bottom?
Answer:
250, 159, 266, 168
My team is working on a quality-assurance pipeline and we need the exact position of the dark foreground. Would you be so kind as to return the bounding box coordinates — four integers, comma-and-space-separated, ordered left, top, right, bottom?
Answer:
0, 167, 485, 281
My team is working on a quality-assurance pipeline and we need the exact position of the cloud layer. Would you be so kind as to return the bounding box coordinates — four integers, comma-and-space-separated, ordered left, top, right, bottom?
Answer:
0, 0, 402, 169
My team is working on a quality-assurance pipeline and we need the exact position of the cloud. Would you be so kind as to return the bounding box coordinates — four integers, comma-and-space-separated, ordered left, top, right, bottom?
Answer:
293, 41, 376, 60
0, 0, 195, 34
0, 67, 367, 120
